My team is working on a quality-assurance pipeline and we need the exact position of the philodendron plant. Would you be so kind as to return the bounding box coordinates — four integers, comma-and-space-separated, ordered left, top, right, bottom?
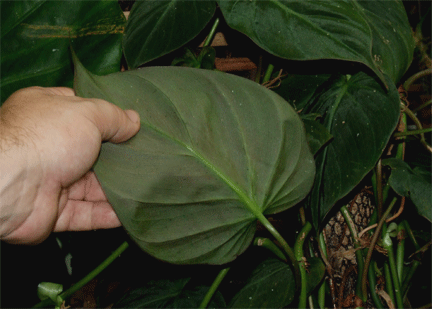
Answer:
2, 0, 431, 308
73, 51, 316, 265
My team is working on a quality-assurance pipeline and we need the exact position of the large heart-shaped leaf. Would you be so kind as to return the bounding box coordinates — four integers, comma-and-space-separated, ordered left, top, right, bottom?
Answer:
73, 56, 315, 264
123, 0, 216, 69
304, 73, 400, 228
218, 0, 414, 85
228, 258, 295, 308
0, 0, 125, 104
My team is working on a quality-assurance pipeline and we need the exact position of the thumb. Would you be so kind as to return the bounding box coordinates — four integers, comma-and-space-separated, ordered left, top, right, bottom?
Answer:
84, 99, 141, 143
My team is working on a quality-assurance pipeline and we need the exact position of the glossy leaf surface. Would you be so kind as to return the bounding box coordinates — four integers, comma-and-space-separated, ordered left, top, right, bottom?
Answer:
0, 0, 124, 103
228, 258, 295, 308
383, 158, 432, 222
304, 73, 400, 228
123, 0, 216, 68
74, 57, 315, 264
356, 0, 414, 83
218, 0, 414, 84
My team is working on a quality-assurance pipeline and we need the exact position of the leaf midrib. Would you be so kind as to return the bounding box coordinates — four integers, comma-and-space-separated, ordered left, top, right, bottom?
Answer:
127, 114, 262, 219
123, 72, 264, 221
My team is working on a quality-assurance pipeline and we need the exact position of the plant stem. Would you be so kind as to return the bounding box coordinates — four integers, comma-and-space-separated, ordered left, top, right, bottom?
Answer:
255, 56, 263, 83
34, 241, 129, 308
368, 261, 385, 308
308, 295, 315, 309
299, 206, 307, 226
262, 64, 274, 84
318, 233, 327, 309
361, 197, 398, 299
403, 220, 421, 251
403, 68, 432, 92
401, 102, 432, 153
401, 260, 421, 294
64, 241, 129, 299
256, 213, 301, 286
413, 99, 432, 113
382, 223, 404, 309
199, 267, 230, 308
294, 221, 312, 309
203, 18, 220, 47
340, 206, 365, 302
254, 237, 287, 262
396, 223, 406, 282
394, 127, 432, 137
375, 160, 384, 220
395, 112, 407, 160
401, 220, 421, 294
383, 261, 396, 306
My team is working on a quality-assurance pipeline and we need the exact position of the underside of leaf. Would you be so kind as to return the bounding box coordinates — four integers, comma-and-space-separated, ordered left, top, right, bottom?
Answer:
73, 53, 315, 264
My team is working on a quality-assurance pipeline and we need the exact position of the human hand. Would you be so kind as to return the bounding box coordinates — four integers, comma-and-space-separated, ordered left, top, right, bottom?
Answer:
0, 87, 140, 244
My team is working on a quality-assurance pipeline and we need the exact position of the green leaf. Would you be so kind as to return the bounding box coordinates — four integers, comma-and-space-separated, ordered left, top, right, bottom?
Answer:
305, 257, 325, 296
301, 118, 333, 156
73, 56, 315, 264
0, 0, 124, 104
356, 1, 414, 83
171, 47, 216, 70
37, 282, 63, 304
228, 258, 295, 308
114, 278, 226, 308
123, 0, 216, 69
197, 46, 216, 70
171, 48, 201, 68
217, 0, 414, 85
382, 158, 432, 222
274, 74, 331, 112
304, 73, 400, 228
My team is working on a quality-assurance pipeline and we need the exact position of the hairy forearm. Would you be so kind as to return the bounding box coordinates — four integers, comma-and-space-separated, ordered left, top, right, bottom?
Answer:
0, 120, 35, 238
0, 86, 139, 243
0, 91, 52, 241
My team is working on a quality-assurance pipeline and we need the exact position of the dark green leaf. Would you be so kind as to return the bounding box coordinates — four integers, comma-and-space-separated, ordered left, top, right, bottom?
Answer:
197, 46, 216, 70
305, 257, 325, 296
123, 0, 216, 68
114, 278, 226, 308
217, 0, 414, 85
171, 48, 201, 68
274, 74, 331, 111
0, 0, 124, 104
228, 258, 295, 308
304, 73, 400, 228
115, 278, 190, 308
356, 1, 414, 83
171, 47, 216, 70
73, 56, 315, 264
301, 118, 333, 156
382, 158, 432, 222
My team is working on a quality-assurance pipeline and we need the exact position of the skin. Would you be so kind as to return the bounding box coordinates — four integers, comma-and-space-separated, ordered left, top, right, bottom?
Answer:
0, 86, 140, 245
